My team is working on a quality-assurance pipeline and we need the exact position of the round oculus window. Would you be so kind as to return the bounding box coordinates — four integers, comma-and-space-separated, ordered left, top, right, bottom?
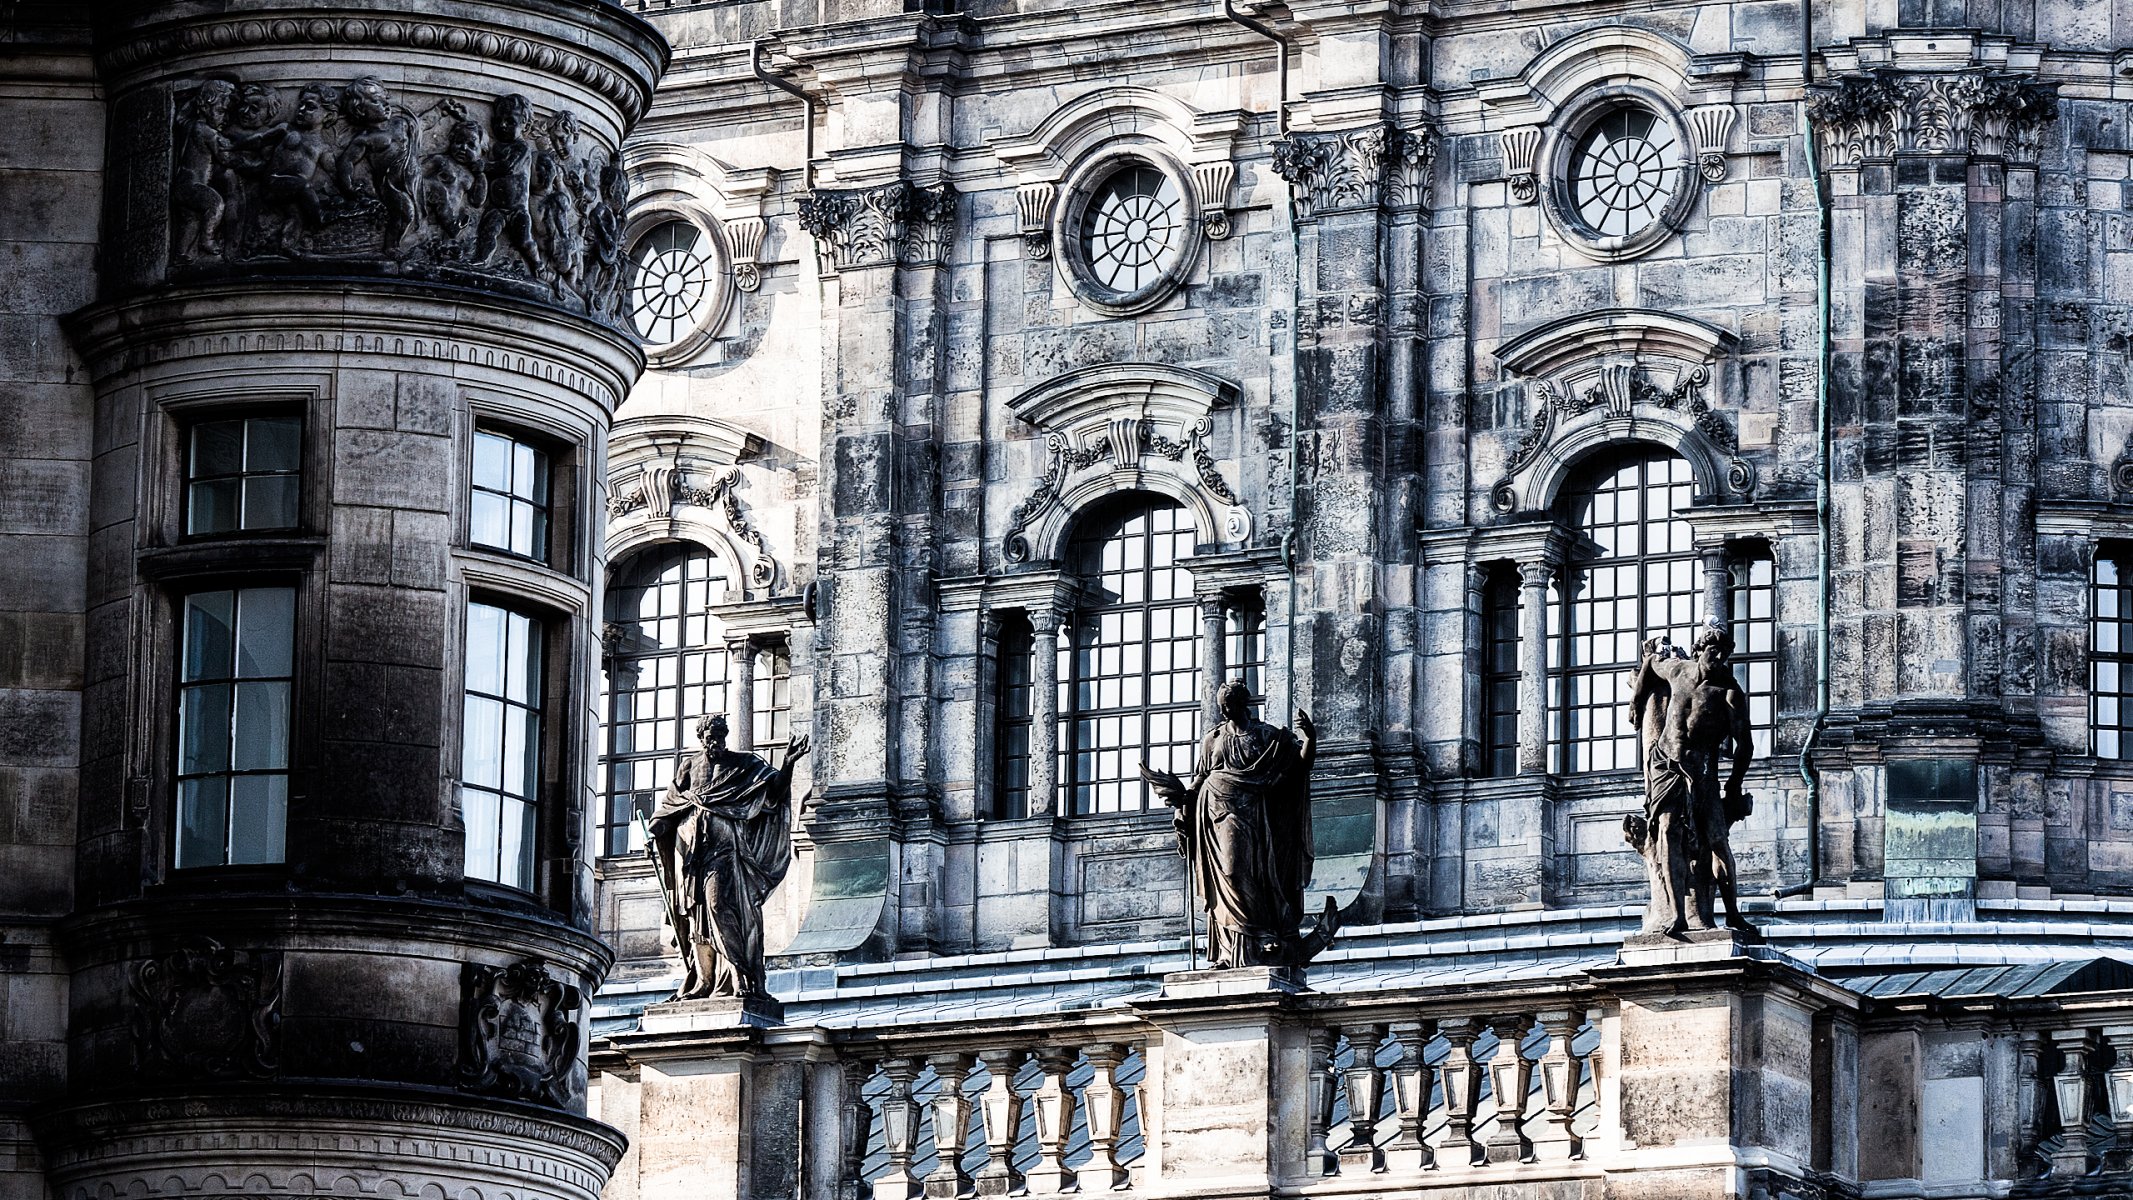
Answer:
1079, 164, 1186, 297
1566, 106, 1684, 239
628, 220, 719, 348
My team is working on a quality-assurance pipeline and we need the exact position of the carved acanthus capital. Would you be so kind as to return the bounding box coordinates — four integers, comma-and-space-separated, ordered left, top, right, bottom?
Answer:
1272, 124, 1389, 221
797, 180, 957, 271
457, 958, 583, 1109
1808, 69, 2058, 167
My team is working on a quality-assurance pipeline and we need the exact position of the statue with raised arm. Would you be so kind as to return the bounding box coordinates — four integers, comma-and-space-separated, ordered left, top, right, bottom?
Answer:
1623, 623, 1756, 939
647, 715, 810, 1000
1142, 680, 1339, 970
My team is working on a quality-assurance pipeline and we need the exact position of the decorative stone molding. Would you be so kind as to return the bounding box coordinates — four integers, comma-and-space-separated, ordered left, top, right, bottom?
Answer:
1807, 70, 2058, 166
1017, 182, 1056, 260
1389, 123, 1438, 210
797, 180, 957, 272
159, 74, 632, 325
728, 217, 767, 292
623, 144, 776, 363
1001, 363, 1247, 562
457, 958, 583, 1109
606, 414, 779, 593
130, 939, 281, 1080
1271, 122, 1436, 220
1687, 105, 1737, 182
1192, 161, 1237, 240
1488, 308, 1746, 512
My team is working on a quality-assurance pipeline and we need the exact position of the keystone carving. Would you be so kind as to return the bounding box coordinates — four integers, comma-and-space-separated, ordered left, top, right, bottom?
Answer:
1272, 122, 1436, 221
609, 464, 777, 591
797, 180, 958, 271
458, 958, 583, 1109
1017, 182, 1056, 260
1807, 70, 2058, 167
1687, 106, 1736, 183
131, 939, 282, 1079
165, 74, 630, 322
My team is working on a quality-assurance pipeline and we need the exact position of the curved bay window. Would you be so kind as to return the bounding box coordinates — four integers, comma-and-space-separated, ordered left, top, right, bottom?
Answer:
1550, 450, 1703, 774
600, 543, 732, 855
1064, 498, 1201, 815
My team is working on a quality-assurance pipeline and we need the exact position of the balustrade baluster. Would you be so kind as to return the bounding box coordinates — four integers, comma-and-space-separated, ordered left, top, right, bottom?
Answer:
2104, 1026, 2133, 1173
1338, 1024, 1388, 1174
1483, 1015, 1535, 1164
874, 1057, 925, 1200
1535, 1009, 1583, 1161
2050, 1029, 2098, 1178
924, 1053, 975, 1198
1026, 1046, 1080, 1194
1437, 1018, 1483, 1167
1382, 1020, 1435, 1172
1083, 1043, 1132, 1191
973, 1048, 1025, 1197
1306, 1026, 1339, 1176
840, 1058, 876, 1200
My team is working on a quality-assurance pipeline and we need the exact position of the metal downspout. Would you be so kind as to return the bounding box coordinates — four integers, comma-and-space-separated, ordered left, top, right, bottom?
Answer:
753, 40, 815, 190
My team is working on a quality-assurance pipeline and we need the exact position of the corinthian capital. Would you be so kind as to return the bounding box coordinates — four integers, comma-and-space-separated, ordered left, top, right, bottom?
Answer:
1808, 69, 2058, 167
1272, 122, 1434, 221
797, 179, 958, 272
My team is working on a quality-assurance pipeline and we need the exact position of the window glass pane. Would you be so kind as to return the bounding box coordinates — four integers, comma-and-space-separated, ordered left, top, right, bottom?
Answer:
473, 432, 513, 492
183, 591, 236, 681
470, 491, 510, 551
176, 777, 229, 870
236, 587, 295, 678
461, 785, 500, 880
187, 418, 299, 534
246, 416, 302, 472
228, 775, 287, 865
191, 420, 245, 478
178, 682, 233, 776
188, 479, 241, 536
2096, 549, 2133, 758
242, 474, 300, 530
463, 694, 504, 789
466, 602, 506, 695
501, 796, 536, 890
232, 681, 291, 771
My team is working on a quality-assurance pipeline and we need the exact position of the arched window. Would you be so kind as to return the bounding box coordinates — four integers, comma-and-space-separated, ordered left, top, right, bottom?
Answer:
599, 543, 731, 855
1550, 450, 1703, 773
1064, 498, 1201, 814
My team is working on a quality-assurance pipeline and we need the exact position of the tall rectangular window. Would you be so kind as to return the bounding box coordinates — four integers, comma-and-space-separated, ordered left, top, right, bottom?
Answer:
186, 415, 301, 535
176, 586, 294, 867
1223, 593, 1267, 719
1066, 502, 1200, 814
463, 601, 543, 889
470, 430, 550, 561
1481, 566, 1521, 778
1731, 552, 1779, 760
2096, 548, 2133, 758
752, 642, 793, 747
994, 615, 1035, 819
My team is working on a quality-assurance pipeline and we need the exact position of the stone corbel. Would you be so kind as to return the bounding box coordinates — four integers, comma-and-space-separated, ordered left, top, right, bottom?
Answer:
1499, 126, 1542, 204
728, 217, 767, 292
1018, 182, 1055, 260
797, 179, 957, 272
1687, 106, 1736, 182
1192, 161, 1236, 240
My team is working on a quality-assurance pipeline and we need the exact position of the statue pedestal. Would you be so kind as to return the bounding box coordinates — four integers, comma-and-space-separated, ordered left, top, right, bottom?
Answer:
1617, 926, 1769, 968
639, 994, 787, 1033
1159, 965, 1308, 1000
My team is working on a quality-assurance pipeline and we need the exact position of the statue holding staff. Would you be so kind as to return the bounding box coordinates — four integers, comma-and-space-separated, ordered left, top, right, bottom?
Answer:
646, 714, 809, 1000
1623, 623, 1756, 939
1142, 680, 1338, 970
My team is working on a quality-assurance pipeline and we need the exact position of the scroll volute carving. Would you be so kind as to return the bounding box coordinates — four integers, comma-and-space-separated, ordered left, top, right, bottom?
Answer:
159, 73, 632, 326
131, 938, 282, 1080
458, 958, 583, 1108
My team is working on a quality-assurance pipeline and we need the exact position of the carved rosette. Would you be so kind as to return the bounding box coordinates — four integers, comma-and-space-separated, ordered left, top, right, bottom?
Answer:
797, 180, 958, 272
130, 939, 282, 1080
1272, 122, 1436, 221
458, 958, 584, 1110
1808, 70, 2059, 167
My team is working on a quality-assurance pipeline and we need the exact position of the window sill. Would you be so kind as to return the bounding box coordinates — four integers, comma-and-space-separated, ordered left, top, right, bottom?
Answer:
138, 536, 327, 579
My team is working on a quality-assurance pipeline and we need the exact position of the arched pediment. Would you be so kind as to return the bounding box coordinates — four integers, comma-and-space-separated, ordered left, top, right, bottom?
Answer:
1487, 308, 1751, 514
994, 87, 1244, 178
1001, 364, 1249, 565
605, 414, 778, 595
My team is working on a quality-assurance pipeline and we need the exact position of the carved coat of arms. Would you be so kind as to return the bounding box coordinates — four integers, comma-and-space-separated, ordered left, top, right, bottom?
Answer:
458, 958, 582, 1107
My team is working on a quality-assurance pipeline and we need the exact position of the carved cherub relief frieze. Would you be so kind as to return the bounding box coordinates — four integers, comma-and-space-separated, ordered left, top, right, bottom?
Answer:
162, 73, 631, 324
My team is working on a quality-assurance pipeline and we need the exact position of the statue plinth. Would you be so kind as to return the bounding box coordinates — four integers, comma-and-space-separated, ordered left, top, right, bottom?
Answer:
1159, 965, 1308, 1000
1617, 925, 1767, 968
639, 995, 786, 1032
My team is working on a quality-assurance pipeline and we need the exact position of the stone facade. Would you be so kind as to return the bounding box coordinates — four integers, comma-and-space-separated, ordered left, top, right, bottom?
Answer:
577, 1, 2133, 1198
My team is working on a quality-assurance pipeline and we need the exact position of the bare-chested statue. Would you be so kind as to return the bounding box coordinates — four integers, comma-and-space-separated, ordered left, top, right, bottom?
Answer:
1142, 680, 1338, 970
171, 79, 237, 262
646, 715, 809, 1001
1623, 623, 1755, 939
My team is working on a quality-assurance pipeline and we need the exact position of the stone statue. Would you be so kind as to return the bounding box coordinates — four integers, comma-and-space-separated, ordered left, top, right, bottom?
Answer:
246, 83, 339, 257
171, 78, 237, 262
336, 75, 421, 255
420, 100, 488, 256
534, 109, 588, 297
1623, 623, 1756, 939
1142, 680, 1339, 970
647, 715, 809, 1001
475, 93, 544, 275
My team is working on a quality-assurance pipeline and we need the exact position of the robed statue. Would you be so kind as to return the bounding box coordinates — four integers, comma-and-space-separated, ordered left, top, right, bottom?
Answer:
1623, 623, 1755, 939
647, 714, 809, 1000
1142, 680, 1339, 970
